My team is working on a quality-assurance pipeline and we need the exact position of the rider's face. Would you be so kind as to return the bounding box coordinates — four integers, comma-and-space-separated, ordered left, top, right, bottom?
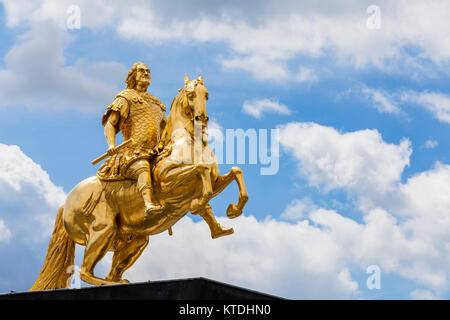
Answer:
136, 65, 151, 85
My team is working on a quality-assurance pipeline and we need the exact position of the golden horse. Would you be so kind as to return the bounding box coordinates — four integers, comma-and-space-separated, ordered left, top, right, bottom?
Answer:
30, 75, 248, 290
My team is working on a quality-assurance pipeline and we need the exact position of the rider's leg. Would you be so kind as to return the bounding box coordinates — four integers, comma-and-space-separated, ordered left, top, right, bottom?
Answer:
197, 203, 234, 239
106, 235, 149, 282
129, 160, 164, 215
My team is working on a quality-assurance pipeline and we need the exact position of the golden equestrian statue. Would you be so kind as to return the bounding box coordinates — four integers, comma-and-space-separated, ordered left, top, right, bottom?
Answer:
30, 62, 248, 290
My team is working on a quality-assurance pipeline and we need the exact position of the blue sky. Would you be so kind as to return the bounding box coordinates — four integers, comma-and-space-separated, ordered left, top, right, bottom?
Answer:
0, 0, 449, 299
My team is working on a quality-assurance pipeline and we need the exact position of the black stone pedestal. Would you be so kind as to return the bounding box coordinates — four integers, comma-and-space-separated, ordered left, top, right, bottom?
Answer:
0, 277, 282, 300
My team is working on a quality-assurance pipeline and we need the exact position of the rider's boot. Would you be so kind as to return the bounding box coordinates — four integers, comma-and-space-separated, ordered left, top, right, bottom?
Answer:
136, 167, 165, 215
140, 186, 164, 215
199, 204, 234, 239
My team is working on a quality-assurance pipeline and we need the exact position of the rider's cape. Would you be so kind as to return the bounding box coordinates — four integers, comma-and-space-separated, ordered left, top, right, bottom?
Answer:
97, 89, 167, 181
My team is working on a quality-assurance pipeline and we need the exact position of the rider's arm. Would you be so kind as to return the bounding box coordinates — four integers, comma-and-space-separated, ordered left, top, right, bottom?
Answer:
105, 111, 120, 154
102, 96, 129, 155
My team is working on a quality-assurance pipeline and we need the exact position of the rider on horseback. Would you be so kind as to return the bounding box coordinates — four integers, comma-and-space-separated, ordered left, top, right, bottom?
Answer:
97, 62, 166, 215
30, 71, 247, 290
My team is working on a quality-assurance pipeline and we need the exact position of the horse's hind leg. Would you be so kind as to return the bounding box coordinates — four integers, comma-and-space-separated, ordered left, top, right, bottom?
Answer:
105, 235, 149, 282
79, 202, 119, 286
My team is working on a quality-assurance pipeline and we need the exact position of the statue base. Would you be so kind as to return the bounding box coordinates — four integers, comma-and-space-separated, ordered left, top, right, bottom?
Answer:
0, 277, 281, 300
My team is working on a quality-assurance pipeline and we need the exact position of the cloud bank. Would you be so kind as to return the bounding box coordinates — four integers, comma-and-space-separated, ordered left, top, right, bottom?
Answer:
2, 0, 450, 83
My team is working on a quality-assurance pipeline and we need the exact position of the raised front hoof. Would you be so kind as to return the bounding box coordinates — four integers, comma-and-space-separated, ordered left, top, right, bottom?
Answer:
226, 204, 242, 219
80, 270, 124, 286
211, 227, 234, 239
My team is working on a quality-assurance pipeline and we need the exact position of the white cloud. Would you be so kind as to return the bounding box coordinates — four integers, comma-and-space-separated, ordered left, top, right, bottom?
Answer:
339, 84, 402, 114
0, 142, 67, 291
221, 55, 290, 81
1, 0, 117, 29
311, 207, 447, 292
279, 122, 411, 195
360, 85, 401, 114
206, 118, 223, 134
410, 289, 439, 300
401, 91, 450, 124
344, 86, 450, 123
295, 67, 319, 84
0, 142, 67, 247
281, 198, 317, 220
278, 121, 450, 296
243, 99, 291, 118
277, 192, 449, 296
113, 1, 450, 77
0, 20, 125, 111
0, 220, 12, 243
97, 185, 449, 298
0, 144, 66, 208
100, 215, 359, 299
3, 1, 450, 81
391, 163, 450, 242
425, 139, 438, 149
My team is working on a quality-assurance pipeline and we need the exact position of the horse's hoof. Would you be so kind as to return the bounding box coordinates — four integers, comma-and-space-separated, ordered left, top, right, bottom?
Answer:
104, 276, 130, 284
211, 227, 234, 239
81, 271, 119, 286
226, 204, 242, 219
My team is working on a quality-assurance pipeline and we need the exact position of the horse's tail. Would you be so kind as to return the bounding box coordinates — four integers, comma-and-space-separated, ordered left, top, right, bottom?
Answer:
30, 205, 75, 291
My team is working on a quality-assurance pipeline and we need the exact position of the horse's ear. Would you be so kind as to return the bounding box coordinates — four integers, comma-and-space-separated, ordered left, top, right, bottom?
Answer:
184, 74, 190, 84
198, 75, 203, 84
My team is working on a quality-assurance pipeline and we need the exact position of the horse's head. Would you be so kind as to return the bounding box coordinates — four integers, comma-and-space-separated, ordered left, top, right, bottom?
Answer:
162, 75, 210, 149
182, 74, 209, 129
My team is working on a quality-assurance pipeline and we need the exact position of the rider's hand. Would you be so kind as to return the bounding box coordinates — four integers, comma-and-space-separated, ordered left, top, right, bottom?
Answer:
107, 145, 117, 156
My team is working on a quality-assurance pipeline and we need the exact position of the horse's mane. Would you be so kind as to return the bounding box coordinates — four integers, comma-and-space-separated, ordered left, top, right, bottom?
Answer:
169, 86, 186, 112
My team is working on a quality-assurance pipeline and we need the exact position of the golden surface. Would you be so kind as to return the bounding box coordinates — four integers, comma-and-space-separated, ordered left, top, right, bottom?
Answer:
30, 64, 248, 290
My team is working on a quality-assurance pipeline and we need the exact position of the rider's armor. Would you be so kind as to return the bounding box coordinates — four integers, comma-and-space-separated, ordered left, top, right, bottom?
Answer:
97, 88, 167, 180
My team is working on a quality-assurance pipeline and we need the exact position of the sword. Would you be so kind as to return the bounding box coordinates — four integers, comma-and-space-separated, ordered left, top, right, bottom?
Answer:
91, 138, 134, 165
